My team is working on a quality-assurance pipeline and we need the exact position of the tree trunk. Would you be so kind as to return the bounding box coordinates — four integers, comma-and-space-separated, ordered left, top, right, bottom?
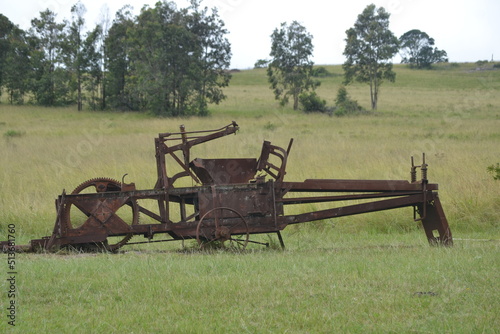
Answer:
369, 78, 375, 110
293, 95, 299, 110
101, 80, 106, 110
370, 73, 378, 111
77, 71, 82, 111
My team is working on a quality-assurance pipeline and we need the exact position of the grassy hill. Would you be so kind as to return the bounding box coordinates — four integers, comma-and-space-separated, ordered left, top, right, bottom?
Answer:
0, 62, 499, 333
212, 62, 500, 117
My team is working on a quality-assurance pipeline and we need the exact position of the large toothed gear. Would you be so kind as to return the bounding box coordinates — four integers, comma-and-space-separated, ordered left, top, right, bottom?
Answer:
63, 177, 140, 251
71, 177, 123, 195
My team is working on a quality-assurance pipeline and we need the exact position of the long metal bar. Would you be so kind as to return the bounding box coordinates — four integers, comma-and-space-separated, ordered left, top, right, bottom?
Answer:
278, 191, 422, 205
158, 121, 238, 138
124, 238, 181, 245
281, 193, 425, 226
283, 180, 437, 192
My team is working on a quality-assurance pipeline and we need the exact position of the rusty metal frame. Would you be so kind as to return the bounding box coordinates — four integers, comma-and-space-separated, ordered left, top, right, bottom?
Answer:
1, 122, 452, 253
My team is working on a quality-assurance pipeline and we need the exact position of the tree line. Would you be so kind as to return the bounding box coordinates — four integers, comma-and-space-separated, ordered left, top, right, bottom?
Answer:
0, 2, 448, 115
0, 0, 230, 116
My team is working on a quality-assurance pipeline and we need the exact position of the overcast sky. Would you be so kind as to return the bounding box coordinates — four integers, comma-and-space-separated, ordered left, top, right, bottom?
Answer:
2, 0, 499, 69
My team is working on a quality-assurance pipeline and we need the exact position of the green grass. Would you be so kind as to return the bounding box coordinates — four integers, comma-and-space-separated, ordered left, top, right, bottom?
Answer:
0, 63, 499, 332
4, 233, 500, 333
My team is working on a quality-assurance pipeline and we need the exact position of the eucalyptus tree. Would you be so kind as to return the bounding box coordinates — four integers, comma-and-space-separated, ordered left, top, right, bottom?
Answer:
63, 1, 87, 110
82, 25, 103, 110
343, 4, 399, 110
267, 21, 317, 110
96, 6, 112, 110
187, 0, 231, 115
104, 5, 136, 110
29, 9, 67, 105
399, 29, 448, 69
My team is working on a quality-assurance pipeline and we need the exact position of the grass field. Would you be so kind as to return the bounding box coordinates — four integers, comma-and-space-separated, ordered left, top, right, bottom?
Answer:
1, 63, 499, 332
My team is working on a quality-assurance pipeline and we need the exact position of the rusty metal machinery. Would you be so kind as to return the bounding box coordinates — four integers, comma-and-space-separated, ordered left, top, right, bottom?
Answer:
2, 121, 452, 252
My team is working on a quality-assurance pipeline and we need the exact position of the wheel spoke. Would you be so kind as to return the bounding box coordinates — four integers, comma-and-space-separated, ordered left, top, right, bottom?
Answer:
196, 207, 249, 250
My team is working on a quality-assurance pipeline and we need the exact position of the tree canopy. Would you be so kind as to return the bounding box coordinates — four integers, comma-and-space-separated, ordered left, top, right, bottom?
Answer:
122, 1, 231, 116
267, 21, 318, 110
399, 29, 448, 69
343, 4, 399, 111
0, 14, 31, 104
0, 0, 231, 116
0, 1, 460, 115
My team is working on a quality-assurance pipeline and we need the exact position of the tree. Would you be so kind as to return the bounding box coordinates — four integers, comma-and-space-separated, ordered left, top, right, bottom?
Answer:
96, 5, 112, 110
267, 21, 318, 110
104, 5, 136, 110
63, 1, 87, 111
60, 2, 103, 111
343, 4, 399, 111
82, 25, 103, 110
0, 15, 31, 104
187, 0, 231, 115
3, 24, 31, 104
0, 14, 14, 97
124, 0, 231, 116
399, 29, 448, 69
128, 1, 197, 115
29, 9, 67, 106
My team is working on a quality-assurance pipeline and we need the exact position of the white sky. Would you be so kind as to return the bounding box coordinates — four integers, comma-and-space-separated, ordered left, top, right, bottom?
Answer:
2, 0, 499, 69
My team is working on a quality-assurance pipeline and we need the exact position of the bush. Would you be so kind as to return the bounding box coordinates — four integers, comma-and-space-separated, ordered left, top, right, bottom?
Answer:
334, 86, 367, 116
475, 60, 489, 67
263, 121, 277, 131
311, 66, 332, 77
254, 59, 269, 69
487, 163, 500, 180
299, 91, 327, 113
3, 130, 24, 138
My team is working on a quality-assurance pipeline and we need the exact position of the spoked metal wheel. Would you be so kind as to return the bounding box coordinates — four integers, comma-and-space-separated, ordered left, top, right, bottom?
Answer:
63, 177, 139, 252
196, 207, 249, 250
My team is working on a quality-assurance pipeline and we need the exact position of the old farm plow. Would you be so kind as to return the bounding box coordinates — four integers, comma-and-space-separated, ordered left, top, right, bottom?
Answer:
3, 121, 452, 252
